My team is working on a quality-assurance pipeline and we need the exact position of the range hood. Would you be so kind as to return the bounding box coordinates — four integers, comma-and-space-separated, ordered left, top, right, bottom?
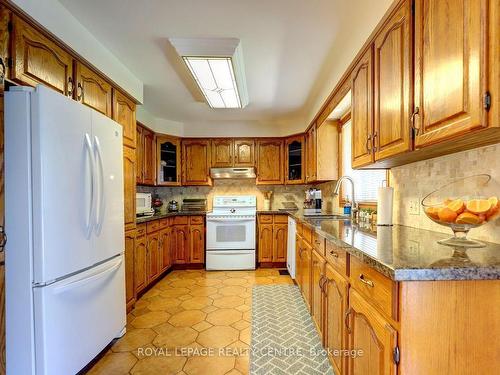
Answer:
210, 167, 256, 179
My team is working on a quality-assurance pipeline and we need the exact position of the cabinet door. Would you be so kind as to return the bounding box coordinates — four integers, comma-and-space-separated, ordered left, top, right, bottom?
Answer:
0, 6, 11, 85
302, 242, 312, 311
374, 0, 412, 161
324, 263, 348, 375
285, 135, 305, 184
75, 62, 112, 117
211, 139, 233, 167
351, 47, 374, 168
142, 127, 155, 185
311, 250, 325, 337
113, 89, 136, 149
147, 232, 160, 283
233, 139, 255, 167
11, 15, 74, 97
414, 0, 483, 147
124, 230, 136, 311
306, 126, 317, 182
256, 139, 284, 185
123, 146, 136, 232
159, 227, 171, 273
136, 126, 144, 184
182, 140, 211, 186
189, 224, 205, 264
157, 136, 181, 186
347, 289, 398, 375
258, 224, 273, 262
295, 235, 303, 287
273, 223, 287, 262
173, 225, 189, 264
135, 234, 147, 293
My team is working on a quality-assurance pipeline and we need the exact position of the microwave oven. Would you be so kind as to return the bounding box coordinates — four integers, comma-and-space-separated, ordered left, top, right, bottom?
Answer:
136, 193, 154, 216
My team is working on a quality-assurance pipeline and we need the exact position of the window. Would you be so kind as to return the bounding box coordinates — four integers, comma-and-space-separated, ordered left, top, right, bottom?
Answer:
340, 120, 386, 202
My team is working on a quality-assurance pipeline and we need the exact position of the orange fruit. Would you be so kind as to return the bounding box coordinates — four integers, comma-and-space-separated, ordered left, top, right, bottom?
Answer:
425, 207, 440, 220
465, 199, 492, 215
438, 207, 458, 223
456, 212, 483, 225
443, 198, 453, 206
486, 197, 499, 219
446, 199, 465, 214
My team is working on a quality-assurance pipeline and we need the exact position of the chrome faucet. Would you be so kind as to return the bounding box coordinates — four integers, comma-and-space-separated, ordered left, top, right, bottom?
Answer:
333, 176, 358, 220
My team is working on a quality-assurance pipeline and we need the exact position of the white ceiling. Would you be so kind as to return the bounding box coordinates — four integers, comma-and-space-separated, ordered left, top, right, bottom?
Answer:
59, 0, 390, 133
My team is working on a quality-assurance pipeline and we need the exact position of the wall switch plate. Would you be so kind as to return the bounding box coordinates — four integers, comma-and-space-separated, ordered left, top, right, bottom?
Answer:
409, 199, 420, 215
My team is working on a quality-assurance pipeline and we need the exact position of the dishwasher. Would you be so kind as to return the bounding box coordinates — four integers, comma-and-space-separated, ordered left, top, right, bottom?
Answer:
287, 216, 296, 279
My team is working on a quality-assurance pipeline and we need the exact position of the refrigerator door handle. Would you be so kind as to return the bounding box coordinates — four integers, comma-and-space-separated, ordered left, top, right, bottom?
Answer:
53, 257, 123, 294
84, 133, 96, 238
93, 135, 105, 235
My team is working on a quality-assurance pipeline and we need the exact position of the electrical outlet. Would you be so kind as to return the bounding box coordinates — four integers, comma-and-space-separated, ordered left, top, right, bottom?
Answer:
409, 199, 420, 215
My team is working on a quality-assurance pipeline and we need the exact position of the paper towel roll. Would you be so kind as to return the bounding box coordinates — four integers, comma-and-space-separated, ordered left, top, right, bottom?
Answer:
377, 186, 394, 226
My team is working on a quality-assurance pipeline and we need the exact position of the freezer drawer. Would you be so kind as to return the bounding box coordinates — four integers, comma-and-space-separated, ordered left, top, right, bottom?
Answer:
206, 250, 256, 270
33, 256, 126, 375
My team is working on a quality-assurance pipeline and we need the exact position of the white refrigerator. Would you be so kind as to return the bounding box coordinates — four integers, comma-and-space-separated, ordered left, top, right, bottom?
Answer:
5, 85, 126, 375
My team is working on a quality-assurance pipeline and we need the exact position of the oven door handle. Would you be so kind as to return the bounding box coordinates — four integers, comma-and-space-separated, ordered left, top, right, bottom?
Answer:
207, 218, 255, 222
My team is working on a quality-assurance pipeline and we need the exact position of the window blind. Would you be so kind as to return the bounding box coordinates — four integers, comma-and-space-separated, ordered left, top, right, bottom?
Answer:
341, 121, 386, 202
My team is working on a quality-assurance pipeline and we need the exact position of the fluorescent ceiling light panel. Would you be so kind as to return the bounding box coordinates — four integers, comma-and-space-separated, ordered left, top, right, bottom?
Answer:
169, 38, 249, 109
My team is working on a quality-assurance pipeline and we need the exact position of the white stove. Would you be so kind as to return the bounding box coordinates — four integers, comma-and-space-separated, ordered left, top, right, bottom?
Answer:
206, 196, 257, 270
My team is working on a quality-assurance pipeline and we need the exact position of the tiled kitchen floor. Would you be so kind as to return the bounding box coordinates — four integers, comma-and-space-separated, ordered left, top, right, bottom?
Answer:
88, 268, 293, 375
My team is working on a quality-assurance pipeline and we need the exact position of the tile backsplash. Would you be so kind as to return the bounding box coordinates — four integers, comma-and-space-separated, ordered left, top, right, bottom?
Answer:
390, 143, 500, 243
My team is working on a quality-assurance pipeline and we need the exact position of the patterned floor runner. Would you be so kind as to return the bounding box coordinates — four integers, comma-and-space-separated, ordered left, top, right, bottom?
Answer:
250, 284, 334, 375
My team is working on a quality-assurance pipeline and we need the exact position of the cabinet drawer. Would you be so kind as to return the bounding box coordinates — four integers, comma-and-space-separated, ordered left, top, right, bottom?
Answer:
173, 216, 189, 225
325, 241, 348, 277
259, 214, 273, 223
350, 256, 397, 320
136, 224, 146, 237
146, 220, 160, 233
313, 232, 326, 257
273, 214, 288, 224
189, 216, 204, 225
302, 225, 313, 244
160, 218, 170, 229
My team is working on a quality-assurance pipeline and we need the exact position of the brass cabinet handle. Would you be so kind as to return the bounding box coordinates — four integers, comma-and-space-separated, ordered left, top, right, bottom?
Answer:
67, 77, 74, 97
329, 250, 339, 258
365, 134, 373, 153
318, 275, 324, 288
322, 277, 330, 294
372, 132, 378, 152
411, 106, 420, 135
345, 308, 353, 333
359, 273, 374, 287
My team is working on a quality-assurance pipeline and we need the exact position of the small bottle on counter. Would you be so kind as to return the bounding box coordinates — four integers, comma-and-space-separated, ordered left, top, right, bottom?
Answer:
344, 195, 352, 216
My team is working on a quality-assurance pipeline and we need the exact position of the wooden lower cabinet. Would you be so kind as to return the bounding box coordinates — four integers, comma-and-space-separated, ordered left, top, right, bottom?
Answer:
258, 223, 273, 263
146, 231, 160, 283
124, 230, 136, 312
273, 223, 287, 262
173, 224, 189, 264
159, 225, 172, 273
324, 263, 348, 375
189, 225, 205, 264
258, 215, 288, 265
134, 230, 147, 294
301, 241, 312, 311
311, 250, 325, 336
346, 288, 398, 375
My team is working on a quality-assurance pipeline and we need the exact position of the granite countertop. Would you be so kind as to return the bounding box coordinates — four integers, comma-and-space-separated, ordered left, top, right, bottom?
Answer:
136, 211, 210, 224
287, 211, 500, 281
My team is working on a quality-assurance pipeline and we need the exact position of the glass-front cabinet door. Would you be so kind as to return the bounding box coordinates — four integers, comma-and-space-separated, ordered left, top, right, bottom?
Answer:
156, 135, 181, 186
285, 135, 305, 184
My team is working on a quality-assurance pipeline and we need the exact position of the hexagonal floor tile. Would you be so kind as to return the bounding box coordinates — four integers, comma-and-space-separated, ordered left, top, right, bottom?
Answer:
206, 308, 242, 326
147, 297, 181, 311
130, 355, 187, 375
239, 327, 251, 345
213, 296, 245, 309
231, 320, 250, 331
235, 355, 249, 374
218, 286, 246, 296
153, 324, 198, 348
131, 311, 171, 329
88, 352, 137, 375
181, 296, 213, 310
112, 328, 157, 352
189, 286, 219, 297
202, 305, 218, 313
222, 278, 247, 286
160, 287, 191, 298
196, 325, 239, 348
168, 310, 206, 327
236, 305, 251, 313
195, 278, 222, 287
184, 354, 235, 375
192, 321, 213, 332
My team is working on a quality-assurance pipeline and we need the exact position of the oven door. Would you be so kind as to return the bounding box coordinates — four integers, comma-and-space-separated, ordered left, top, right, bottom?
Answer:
206, 217, 256, 250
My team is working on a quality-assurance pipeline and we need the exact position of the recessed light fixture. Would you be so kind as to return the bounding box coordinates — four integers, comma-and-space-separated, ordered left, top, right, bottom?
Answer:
169, 38, 249, 109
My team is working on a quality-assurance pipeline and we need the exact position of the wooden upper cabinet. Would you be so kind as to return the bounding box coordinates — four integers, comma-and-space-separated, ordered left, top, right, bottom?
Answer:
233, 139, 255, 167
306, 125, 317, 182
316, 121, 339, 181
75, 61, 112, 117
113, 89, 136, 148
414, 0, 484, 148
123, 146, 136, 231
142, 127, 155, 185
136, 126, 144, 184
256, 139, 284, 185
182, 139, 211, 186
1, 7, 11, 84
374, 0, 412, 161
11, 15, 74, 97
351, 47, 375, 168
347, 289, 398, 375
285, 135, 305, 184
211, 139, 233, 167
156, 135, 181, 186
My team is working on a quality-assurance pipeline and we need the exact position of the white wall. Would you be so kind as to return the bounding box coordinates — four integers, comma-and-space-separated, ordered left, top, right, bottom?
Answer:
11, 0, 144, 103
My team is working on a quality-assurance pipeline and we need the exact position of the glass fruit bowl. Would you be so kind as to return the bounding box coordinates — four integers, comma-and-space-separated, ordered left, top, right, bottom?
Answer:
421, 174, 500, 248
